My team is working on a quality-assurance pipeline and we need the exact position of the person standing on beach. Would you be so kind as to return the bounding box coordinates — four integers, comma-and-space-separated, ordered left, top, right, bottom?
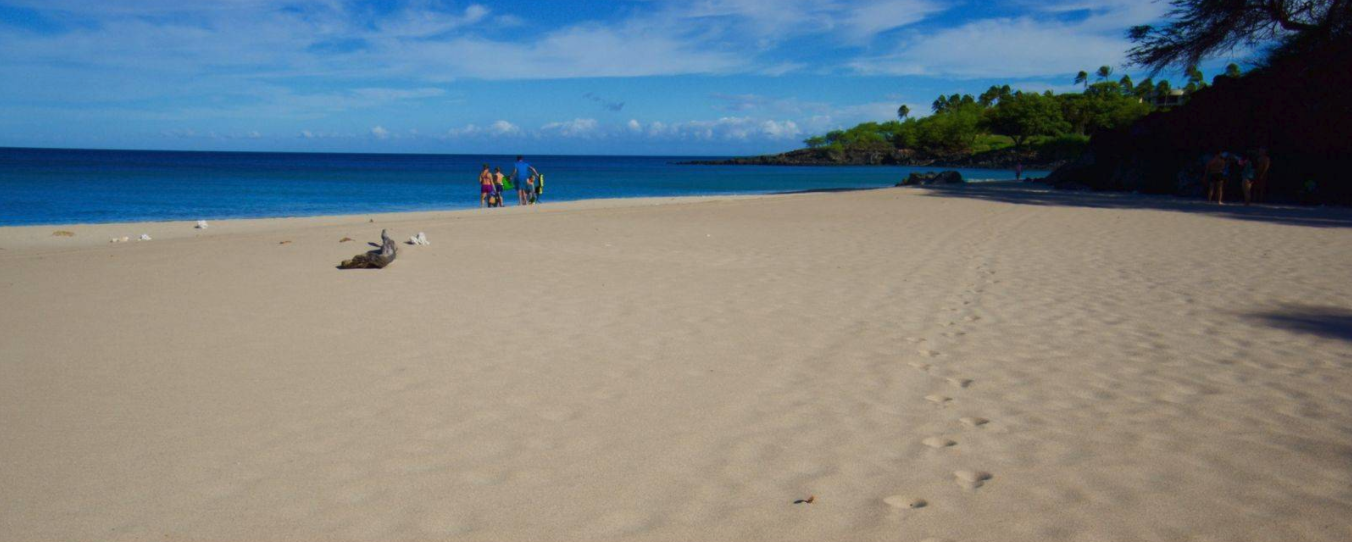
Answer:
478, 164, 494, 207
1251, 148, 1271, 204
511, 156, 539, 206
1205, 152, 1227, 204
1241, 153, 1257, 205
1227, 153, 1245, 204
1015, 162, 1024, 181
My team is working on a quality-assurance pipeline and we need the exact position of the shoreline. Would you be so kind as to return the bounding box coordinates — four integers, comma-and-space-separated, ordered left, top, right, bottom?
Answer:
0, 194, 764, 250
0, 178, 1033, 231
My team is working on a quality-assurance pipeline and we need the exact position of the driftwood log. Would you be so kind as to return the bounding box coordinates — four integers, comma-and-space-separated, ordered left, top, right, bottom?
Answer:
338, 229, 397, 269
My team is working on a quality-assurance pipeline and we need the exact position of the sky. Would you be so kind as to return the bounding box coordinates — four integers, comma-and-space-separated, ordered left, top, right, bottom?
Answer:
0, 0, 1253, 156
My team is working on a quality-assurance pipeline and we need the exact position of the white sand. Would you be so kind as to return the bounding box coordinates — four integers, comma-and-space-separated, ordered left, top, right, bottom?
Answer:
2, 184, 1351, 541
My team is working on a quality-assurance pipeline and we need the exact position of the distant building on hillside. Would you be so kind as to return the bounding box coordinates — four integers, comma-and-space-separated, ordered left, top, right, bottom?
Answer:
1150, 89, 1187, 108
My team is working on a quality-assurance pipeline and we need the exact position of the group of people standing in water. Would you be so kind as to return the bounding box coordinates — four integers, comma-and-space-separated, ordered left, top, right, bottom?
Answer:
1203, 148, 1271, 206
479, 156, 543, 208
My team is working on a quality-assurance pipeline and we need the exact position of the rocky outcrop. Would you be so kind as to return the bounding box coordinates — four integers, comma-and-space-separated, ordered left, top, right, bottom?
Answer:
898, 171, 964, 186
1044, 42, 1352, 205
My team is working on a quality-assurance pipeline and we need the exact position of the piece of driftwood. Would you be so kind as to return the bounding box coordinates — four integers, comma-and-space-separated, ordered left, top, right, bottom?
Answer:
338, 229, 397, 269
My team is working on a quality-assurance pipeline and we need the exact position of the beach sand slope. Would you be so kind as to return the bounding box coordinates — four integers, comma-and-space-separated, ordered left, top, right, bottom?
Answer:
2, 185, 1351, 541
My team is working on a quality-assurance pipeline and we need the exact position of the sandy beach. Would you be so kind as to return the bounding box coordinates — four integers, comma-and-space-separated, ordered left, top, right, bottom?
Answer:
2, 183, 1351, 541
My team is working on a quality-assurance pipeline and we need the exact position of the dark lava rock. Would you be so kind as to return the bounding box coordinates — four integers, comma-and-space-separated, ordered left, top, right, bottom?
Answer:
898, 170, 964, 186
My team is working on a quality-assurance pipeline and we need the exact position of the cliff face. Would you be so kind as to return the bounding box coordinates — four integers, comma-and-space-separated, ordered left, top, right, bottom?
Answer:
1046, 45, 1352, 205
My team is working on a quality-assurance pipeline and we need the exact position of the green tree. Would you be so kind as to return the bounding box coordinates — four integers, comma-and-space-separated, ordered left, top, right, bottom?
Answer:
1074, 70, 1089, 88
1058, 86, 1151, 134
932, 93, 976, 114
1134, 76, 1155, 99
803, 135, 828, 148
983, 91, 1070, 150
1184, 64, 1207, 92
897, 104, 910, 120
931, 95, 949, 114
1096, 65, 1114, 81
978, 84, 1013, 107
917, 101, 984, 153
1118, 74, 1134, 94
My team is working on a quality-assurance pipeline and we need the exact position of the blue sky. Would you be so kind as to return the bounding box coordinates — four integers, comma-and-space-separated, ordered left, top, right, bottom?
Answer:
0, 0, 1251, 155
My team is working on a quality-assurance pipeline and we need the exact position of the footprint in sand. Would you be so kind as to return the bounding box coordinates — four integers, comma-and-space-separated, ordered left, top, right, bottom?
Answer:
954, 470, 993, 490
925, 394, 951, 404
922, 437, 956, 448
963, 316, 981, 322
946, 378, 973, 389
918, 349, 940, 357
905, 337, 925, 344
883, 496, 927, 509
908, 361, 931, 372
959, 417, 989, 427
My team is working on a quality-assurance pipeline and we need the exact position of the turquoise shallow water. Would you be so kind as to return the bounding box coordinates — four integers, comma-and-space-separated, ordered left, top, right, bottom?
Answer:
0, 147, 1047, 226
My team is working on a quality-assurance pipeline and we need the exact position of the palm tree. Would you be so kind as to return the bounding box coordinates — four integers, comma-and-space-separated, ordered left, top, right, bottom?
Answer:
1096, 65, 1113, 81
1135, 77, 1155, 99
1224, 63, 1242, 78
1074, 70, 1089, 88
1118, 74, 1134, 93
931, 95, 949, 114
897, 104, 910, 120
1184, 64, 1206, 93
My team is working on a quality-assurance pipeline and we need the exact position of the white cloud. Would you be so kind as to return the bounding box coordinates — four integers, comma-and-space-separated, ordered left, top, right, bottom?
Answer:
298, 129, 350, 139
851, 1, 1165, 78
0, 0, 953, 88
350, 87, 445, 101
678, 0, 942, 42
842, 0, 945, 38
759, 119, 801, 140
540, 118, 600, 138
852, 17, 1134, 78
452, 120, 523, 137
441, 117, 808, 142
642, 117, 805, 141
371, 125, 390, 139
487, 120, 522, 136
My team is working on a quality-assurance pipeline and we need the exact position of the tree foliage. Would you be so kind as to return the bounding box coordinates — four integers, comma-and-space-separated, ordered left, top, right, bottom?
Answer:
799, 68, 1181, 158
1127, 0, 1352, 72
981, 91, 1071, 149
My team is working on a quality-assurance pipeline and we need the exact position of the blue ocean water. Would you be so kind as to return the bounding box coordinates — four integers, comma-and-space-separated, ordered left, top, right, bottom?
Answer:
0, 147, 1047, 226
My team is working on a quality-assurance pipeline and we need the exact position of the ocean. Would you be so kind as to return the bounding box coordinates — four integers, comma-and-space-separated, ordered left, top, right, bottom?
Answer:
0, 147, 1047, 226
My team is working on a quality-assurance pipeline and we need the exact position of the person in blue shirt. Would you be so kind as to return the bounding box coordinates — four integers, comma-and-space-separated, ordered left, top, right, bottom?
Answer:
511, 156, 540, 206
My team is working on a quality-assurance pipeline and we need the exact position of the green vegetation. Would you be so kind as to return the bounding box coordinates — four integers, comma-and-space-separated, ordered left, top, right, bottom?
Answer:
801, 75, 1162, 161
